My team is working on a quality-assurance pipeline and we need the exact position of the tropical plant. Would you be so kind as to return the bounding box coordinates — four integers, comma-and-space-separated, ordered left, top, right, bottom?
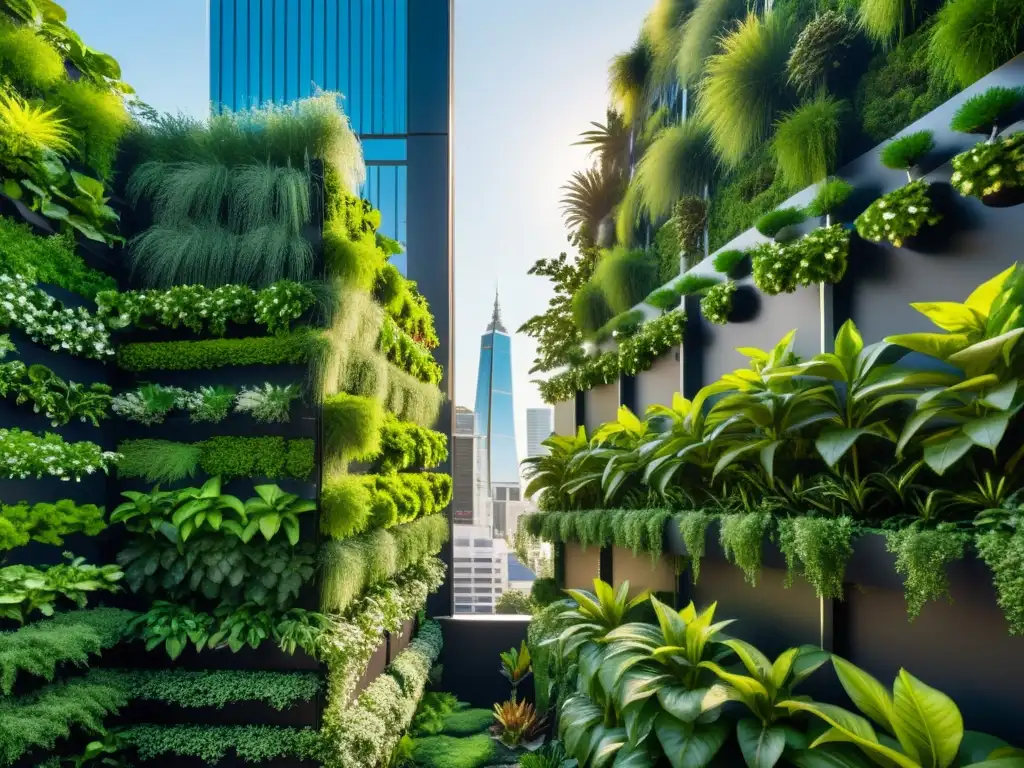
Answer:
629, 122, 718, 224
574, 109, 631, 180
492, 698, 545, 750
560, 166, 625, 246
555, 579, 650, 655
236, 484, 316, 546
609, 35, 654, 126
0, 555, 124, 623
857, 0, 918, 46
523, 427, 599, 511
500, 641, 533, 700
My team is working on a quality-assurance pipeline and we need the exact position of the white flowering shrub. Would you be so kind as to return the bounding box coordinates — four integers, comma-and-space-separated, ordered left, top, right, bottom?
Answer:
0, 274, 113, 359
950, 133, 1024, 200
0, 427, 120, 481
700, 280, 736, 325
95, 280, 314, 336
752, 224, 850, 295
854, 180, 942, 248
235, 383, 301, 423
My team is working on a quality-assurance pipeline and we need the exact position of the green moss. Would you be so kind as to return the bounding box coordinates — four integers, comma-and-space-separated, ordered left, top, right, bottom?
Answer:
52, 80, 131, 180
0, 18, 65, 95
320, 474, 374, 540
441, 708, 495, 736
411, 733, 518, 768
323, 392, 384, 466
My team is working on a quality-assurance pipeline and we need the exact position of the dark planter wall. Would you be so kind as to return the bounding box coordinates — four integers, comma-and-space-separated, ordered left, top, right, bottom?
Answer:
437, 617, 532, 709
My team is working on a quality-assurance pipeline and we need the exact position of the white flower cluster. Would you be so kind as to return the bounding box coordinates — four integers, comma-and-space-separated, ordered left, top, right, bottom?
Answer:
700, 280, 736, 325
0, 274, 113, 359
96, 280, 314, 336
950, 133, 1024, 200
752, 225, 850, 295
0, 427, 120, 481
854, 180, 942, 248
112, 382, 299, 425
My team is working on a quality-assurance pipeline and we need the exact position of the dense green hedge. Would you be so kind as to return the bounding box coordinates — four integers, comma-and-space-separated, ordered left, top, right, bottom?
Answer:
117, 330, 323, 371
117, 437, 315, 482
321, 471, 452, 540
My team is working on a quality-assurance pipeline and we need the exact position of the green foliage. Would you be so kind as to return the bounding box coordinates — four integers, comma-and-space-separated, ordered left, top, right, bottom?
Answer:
0, 499, 106, 550
0, 608, 132, 694
375, 415, 449, 473
646, 284, 682, 311
950, 132, 1024, 199
0, 554, 123, 624
378, 316, 444, 385
409, 733, 517, 768
712, 249, 747, 275
631, 122, 718, 220
751, 223, 850, 294
886, 525, 968, 619
671, 195, 709, 257
676, 0, 745, 86
951, 86, 1024, 133
854, 179, 942, 247
700, 280, 736, 325
0, 274, 112, 360
857, 0, 916, 45
116, 437, 315, 482
92, 669, 321, 711
786, 10, 858, 96
928, 0, 1024, 89
0, 346, 112, 426
653, 220, 682, 285
772, 95, 847, 189
51, 79, 130, 180
495, 589, 534, 615
755, 206, 807, 238
594, 309, 645, 344
571, 280, 615, 336
676, 274, 722, 297
117, 724, 321, 763
0, 216, 116, 298
805, 177, 854, 217
719, 510, 772, 585
699, 12, 796, 166
0, 676, 127, 766
234, 383, 301, 423
707, 145, 791, 251
976, 527, 1024, 634
0, 427, 118, 482
677, 509, 713, 583
321, 621, 443, 768
116, 328, 322, 371
324, 225, 385, 292
855, 20, 954, 143
593, 246, 661, 315
879, 129, 934, 170
321, 471, 451, 540
320, 473, 375, 539
0, 18, 66, 94
320, 515, 450, 612
323, 392, 385, 467
519, 742, 571, 768
608, 35, 654, 126
410, 691, 463, 736
776, 516, 855, 599
531, 577, 562, 608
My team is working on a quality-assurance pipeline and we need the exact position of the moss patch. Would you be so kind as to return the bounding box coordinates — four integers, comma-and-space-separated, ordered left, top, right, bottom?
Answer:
411, 733, 518, 768
441, 708, 495, 737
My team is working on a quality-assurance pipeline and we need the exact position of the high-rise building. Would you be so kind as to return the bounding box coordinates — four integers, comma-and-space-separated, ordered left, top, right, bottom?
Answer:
452, 524, 508, 615
474, 292, 520, 539
526, 407, 553, 459
452, 406, 492, 528
209, 0, 451, 278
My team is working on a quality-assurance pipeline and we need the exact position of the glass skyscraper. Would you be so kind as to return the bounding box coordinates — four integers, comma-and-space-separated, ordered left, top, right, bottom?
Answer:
208, 0, 450, 277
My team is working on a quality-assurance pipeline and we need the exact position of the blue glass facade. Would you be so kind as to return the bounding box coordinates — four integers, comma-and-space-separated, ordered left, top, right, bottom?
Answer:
474, 304, 520, 487
209, 0, 417, 274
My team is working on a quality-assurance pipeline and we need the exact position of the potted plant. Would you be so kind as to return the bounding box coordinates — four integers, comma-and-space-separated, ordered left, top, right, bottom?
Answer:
699, 279, 736, 325
752, 197, 849, 295
949, 86, 1024, 206
854, 130, 942, 247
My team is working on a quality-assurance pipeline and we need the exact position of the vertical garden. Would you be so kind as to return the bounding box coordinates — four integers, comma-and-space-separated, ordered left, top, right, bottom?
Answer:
0, 2, 450, 766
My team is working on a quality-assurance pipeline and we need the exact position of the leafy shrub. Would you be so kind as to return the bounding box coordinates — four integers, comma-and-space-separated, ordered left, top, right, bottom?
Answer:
0, 499, 106, 550
0, 342, 111, 427
234, 383, 301, 422
950, 133, 1024, 200
0, 17, 65, 94
854, 179, 942, 247
116, 437, 315, 482
51, 79, 130, 180
324, 225, 384, 291
856, 21, 953, 143
0, 555, 124, 623
378, 316, 443, 385
755, 207, 806, 238
592, 246, 660, 314
117, 329, 322, 371
0, 428, 119, 482
320, 474, 375, 540
530, 577, 561, 608
114, 383, 299, 425
879, 129, 934, 171
0, 608, 133, 694
786, 10, 858, 95
887, 525, 968, 619
772, 95, 847, 189
950, 86, 1024, 133
375, 415, 449, 472
323, 392, 385, 467
0, 676, 127, 766
712, 249, 747, 275
928, 0, 1024, 89
777, 516, 855, 599
570, 280, 615, 336
117, 724, 321, 763
0, 216, 116, 298
751, 224, 849, 294
805, 177, 854, 218
320, 515, 450, 612
707, 145, 792, 250
699, 280, 736, 325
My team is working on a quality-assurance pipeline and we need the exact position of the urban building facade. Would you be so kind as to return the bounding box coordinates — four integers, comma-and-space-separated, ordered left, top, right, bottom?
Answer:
452, 524, 508, 615
526, 407, 553, 459
452, 406, 492, 528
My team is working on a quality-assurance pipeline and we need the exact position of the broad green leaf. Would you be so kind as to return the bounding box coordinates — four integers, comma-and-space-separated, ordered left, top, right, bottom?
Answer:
909, 302, 985, 334
738, 719, 787, 768
654, 714, 730, 768
698, 660, 770, 699
761, 440, 782, 478
771, 647, 800, 691
890, 669, 963, 768
897, 408, 944, 457
962, 759, 1024, 767
723, 638, 774, 682
591, 726, 629, 768
787, 744, 878, 768
832, 657, 895, 734
616, 665, 674, 709
835, 320, 864, 362
817, 428, 872, 468
884, 332, 969, 361
964, 266, 1015, 314
658, 685, 707, 723
979, 379, 1018, 411
623, 698, 660, 746
922, 432, 974, 475
651, 595, 688, 646
613, 742, 655, 767
963, 412, 1011, 452
948, 329, 1024, 377
258, 513, 281, 541
784, 701, 920, 768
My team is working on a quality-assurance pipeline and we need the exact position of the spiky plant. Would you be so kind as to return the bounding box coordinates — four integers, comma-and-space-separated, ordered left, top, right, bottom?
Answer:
559, 166, 625, 246
676, 0, 745, 85
879, 129, 934, 178
756, 207, 807, 238
699, 12, 797, 167
772, 95, 847, 190
950, 86, 1024, 134
928, 0, 1024, 89
609, 35, 655, 126
0, 90, 74, 162
857, 0, 916, 46
805, 178, 854, 218
632, 121, 717, 220
573, 109, 631, 178
787, 11, 858, 96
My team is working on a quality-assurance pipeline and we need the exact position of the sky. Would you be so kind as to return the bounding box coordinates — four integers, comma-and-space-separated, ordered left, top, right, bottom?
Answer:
59, 0, 650, 462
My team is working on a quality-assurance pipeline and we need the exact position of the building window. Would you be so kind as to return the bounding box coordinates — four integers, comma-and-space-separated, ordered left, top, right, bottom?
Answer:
454, 539, 469, 546
473, 539, 491, 547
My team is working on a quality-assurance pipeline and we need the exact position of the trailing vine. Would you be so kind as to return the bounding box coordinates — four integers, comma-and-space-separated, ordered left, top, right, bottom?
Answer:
719, 511, 772, 586
776, 516, 855, 599
886, 525, 968, 619
676, 510, 713, 583
975, 527, 1024, 635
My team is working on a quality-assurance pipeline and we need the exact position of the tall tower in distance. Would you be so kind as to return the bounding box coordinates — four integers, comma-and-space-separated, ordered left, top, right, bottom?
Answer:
474, 291, 521, 540
526, 408, 553, 459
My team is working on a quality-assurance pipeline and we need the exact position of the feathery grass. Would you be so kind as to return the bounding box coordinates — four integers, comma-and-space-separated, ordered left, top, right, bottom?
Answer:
321, 474, 375, 540
772, 95, 847, 189
806, 178, 854, 217
0, 18, 65, 94
699, 12, 796, 167
644, 0, 694, 90
646, 285, 683, 311
323, 393, 385, 469
115, 440, 201, 483
0, 91, 74, 161
950, 86, 1024, 133
593, 246, 661, 315
676, 0, 744, 85
572, 281, 615, 336
879, 129, 934, 170
52, 80, 131, 181
928, 0, 1024, 89
609, 35, 655, 125
615, 177, 645, 247
713, 249, 747, 274
756, 207, 807, 238
676, 274, 721, 295
633, 122, 717, 220
858, 0, 915, 46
